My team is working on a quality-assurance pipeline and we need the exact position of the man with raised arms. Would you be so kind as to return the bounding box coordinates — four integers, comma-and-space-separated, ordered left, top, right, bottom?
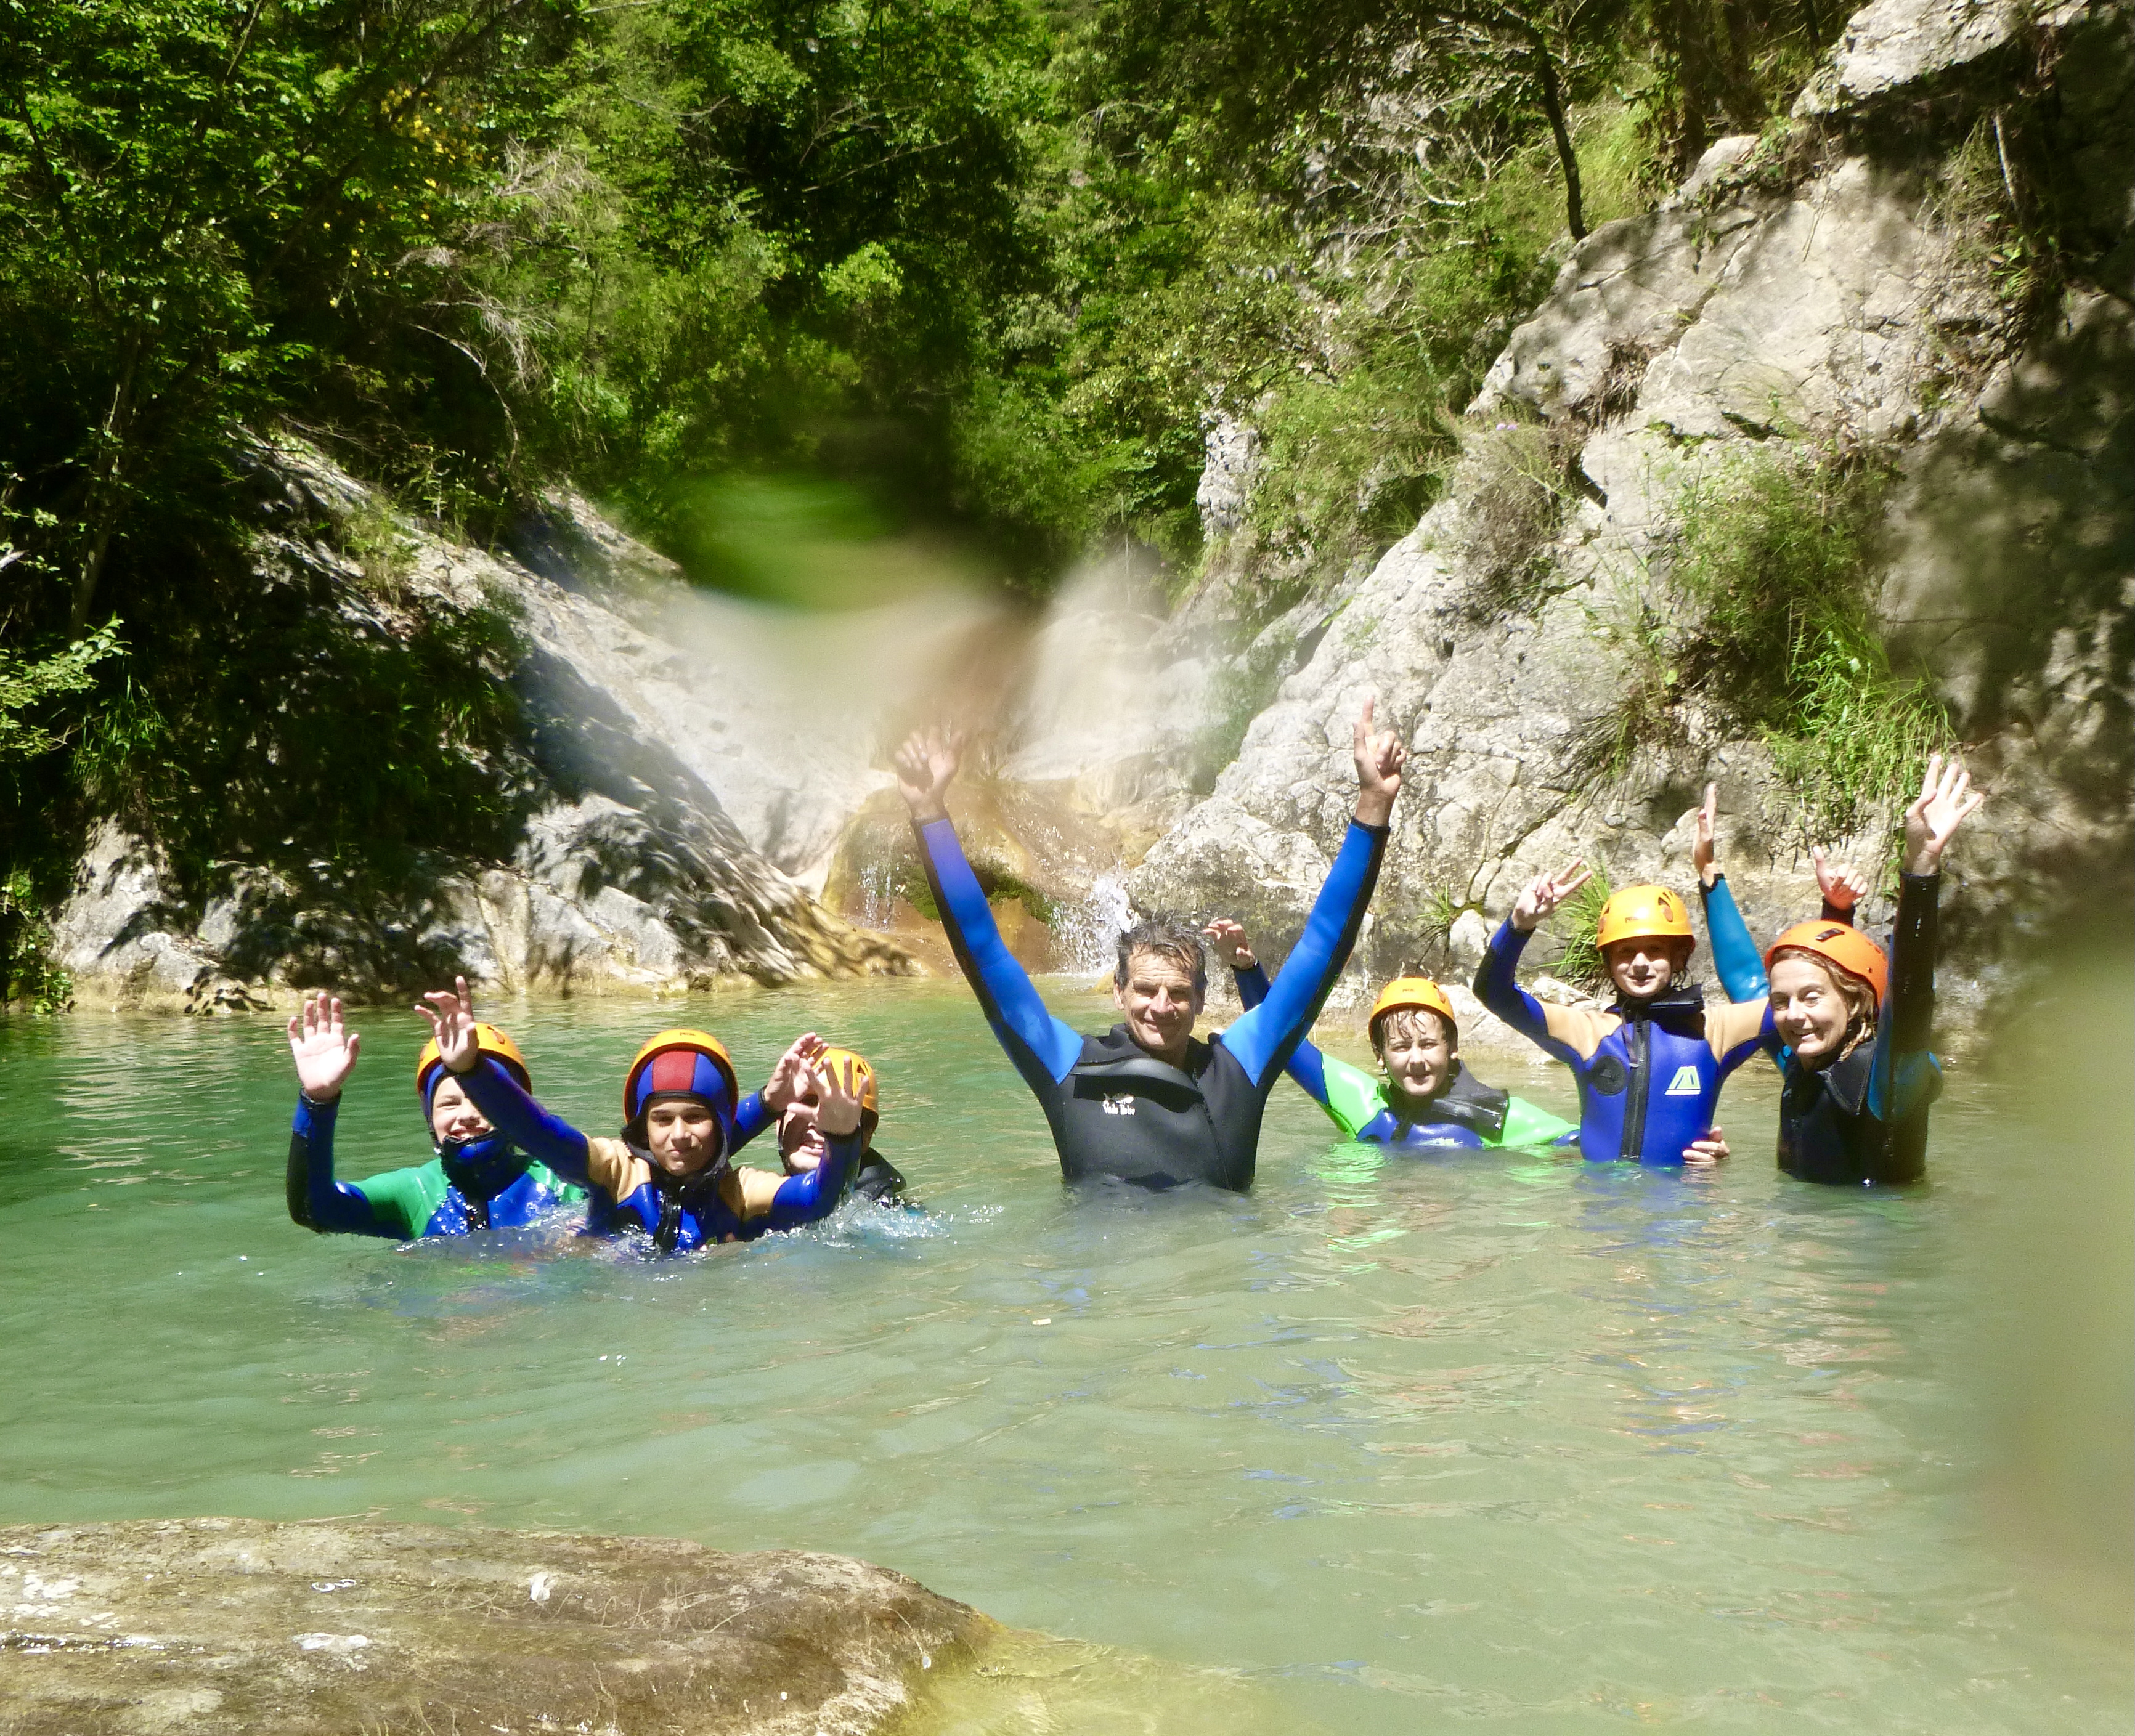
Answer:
895, 699, 1405, 1191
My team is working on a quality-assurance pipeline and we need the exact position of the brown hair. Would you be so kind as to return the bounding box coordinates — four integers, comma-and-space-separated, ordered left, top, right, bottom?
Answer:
1371, 1005, 1455, 1056
1769, 945, 1877, 1058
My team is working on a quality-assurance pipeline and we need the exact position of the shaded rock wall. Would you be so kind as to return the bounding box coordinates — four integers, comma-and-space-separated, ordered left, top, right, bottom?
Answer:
1131, 0, 2134, 1018
51, 450, 912, 1010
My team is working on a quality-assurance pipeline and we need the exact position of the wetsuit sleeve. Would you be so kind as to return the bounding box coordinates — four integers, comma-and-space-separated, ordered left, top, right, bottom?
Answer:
751, 1129, 863, 1231
1311, 1049, 1386, 1136
1472, 920, 1589, 1065
1236, 958, 1346, 1117
1222, 820, 1388, 1087
1701, 874, 1769, 1004
1868, 871, 1943, 1121
285, 1095, 408, 1238
1705, 998, 1779, 1076
453, 1058, 594, 1187
913, 817, 1084, 1090
1500, 1095, 1579, 1148
731, 1090, 772, 1153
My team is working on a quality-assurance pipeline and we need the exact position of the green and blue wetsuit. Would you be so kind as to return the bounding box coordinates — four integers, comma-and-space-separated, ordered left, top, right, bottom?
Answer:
285, 1094, 585, 1240
1233, 962, 1576, 1150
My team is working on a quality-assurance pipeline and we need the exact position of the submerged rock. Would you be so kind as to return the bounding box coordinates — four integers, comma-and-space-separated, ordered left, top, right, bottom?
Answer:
0, 1517, 991, 1735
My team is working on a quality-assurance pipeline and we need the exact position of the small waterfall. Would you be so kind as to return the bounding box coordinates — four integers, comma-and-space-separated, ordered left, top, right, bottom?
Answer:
1053, 869, 1134, 976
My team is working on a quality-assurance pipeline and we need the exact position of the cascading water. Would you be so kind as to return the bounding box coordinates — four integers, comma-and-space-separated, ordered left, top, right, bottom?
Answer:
1051, 868, 1134, 976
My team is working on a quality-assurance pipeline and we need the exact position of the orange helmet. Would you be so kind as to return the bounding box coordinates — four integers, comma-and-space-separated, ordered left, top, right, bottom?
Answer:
815, 1047, 880, 1125
417, 1023, 529, 1106
1765, 921, 1889, 1008
1368, 976, 1458, 1045
623, 1028, 740, 1126
1595, 885, 1695, 954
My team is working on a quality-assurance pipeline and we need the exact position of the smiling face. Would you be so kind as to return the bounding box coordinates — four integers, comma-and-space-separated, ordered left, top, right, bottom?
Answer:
643, 1100, 722, 1176
428, 1076, 495, 1146
1114, 947, 1203, 1065
1375, 1008, 1458, 1108
1604, 936, 1692, 1002
778, 1093, 829, 1175
1767, 952, 1872, 1068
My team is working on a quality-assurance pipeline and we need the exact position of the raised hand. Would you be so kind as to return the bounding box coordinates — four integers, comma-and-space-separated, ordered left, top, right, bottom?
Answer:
288, 991, 360, 1101
413, 975, 482, 1075
893, 726, 964, 823
1901, 753, 1985, 875
1351, 696, 1407, 828
1692, 782, 1719, 888
1202, 919, 1257, 970
1683, 1126, 1730, 1169
809, 1052, 865, 1138
763, 1032, 828, 1112
1510, 862, 1594, 933
1810, 846, 1869, 912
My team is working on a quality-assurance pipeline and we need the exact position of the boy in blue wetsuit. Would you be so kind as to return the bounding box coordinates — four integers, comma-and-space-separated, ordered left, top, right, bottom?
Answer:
415, 980, 863, 1253
895, 699, 1406, 1191
1474, 870, 1762, 1166
1205, 919, 1577, 1151
1701, 758, 1983, 1185
284, 991, 585, 1239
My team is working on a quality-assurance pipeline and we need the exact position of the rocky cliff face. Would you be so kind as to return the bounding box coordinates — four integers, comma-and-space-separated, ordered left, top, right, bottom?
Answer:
1132, 0, 2134, 1019
51, 450, 913, 1010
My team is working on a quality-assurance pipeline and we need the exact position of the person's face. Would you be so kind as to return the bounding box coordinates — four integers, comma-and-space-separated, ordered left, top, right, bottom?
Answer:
1378, 1011, 1458, 1104
1604, 937, 1689, 1000
645, 1100, 722, 1175
1768, 955, 1855, 1064
778, 1093, 827, 1175
1115, 950, 1202, 1060
429, 1076, 495, 1145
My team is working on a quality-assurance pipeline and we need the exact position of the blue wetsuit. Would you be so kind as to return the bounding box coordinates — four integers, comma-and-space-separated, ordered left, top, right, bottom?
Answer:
1702, 872, 1945, 1185
1234, 963, 1577, 1150
1473, 919, 1773, 1164
455, 1058, 858, 1251
285, 1095, 584, 1239
915, 814, 1388, 1190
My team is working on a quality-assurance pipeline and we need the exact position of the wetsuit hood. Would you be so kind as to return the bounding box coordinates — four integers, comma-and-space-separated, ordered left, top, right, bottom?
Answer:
1612, 983, 1707, 1023
433, 1132, 532, 1200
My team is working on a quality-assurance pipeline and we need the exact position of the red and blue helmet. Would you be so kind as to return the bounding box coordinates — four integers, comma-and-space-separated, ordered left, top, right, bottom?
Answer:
622, 1028, 740, 1154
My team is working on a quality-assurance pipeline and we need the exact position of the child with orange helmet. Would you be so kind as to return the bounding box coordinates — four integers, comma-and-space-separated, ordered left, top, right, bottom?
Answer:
1205, 921, 1574, 1151
415, 980, 867, 1252
767, 1036, 907, 1203
283, 991, 585, 1239
1701, 757, 1983, 1185
1473, 859, 1765, 1166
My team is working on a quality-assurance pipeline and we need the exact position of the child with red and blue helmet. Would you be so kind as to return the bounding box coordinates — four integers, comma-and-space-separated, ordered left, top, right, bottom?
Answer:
417, 980, 866, 1253
283, 991, 584, 1240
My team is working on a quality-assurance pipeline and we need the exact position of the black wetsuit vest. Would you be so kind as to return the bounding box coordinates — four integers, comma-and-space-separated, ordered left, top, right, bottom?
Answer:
1051, 1026, 1270, 1191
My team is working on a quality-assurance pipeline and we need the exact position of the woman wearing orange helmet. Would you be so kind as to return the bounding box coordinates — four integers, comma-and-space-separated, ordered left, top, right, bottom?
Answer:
1707, 757, 1983, 1185
1473, 865, 1765, 1167
415, 980, 866, 1252
1205, 921, 1574, 1151
284, 991, 585, 1239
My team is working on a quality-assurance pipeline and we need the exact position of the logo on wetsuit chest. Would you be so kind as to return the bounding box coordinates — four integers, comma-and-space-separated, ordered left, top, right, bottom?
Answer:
1100, 1093, 1137, 1116
1664, 1064, 1702, 1097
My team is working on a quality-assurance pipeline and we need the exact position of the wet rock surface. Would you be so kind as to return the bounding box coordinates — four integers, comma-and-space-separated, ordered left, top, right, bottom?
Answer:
0, 1518, 993, 1735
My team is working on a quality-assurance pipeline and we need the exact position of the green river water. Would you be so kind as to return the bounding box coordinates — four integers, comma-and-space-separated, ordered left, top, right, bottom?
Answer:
2, 974, 2128, 1733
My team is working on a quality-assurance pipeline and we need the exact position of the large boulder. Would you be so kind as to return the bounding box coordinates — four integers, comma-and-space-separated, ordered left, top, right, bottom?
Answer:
0, 1517, 989, 1735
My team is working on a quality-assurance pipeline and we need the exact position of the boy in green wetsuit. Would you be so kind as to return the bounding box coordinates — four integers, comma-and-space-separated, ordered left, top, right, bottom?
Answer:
285, 991, 585, 1239
1205, 921, 1579, 1151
